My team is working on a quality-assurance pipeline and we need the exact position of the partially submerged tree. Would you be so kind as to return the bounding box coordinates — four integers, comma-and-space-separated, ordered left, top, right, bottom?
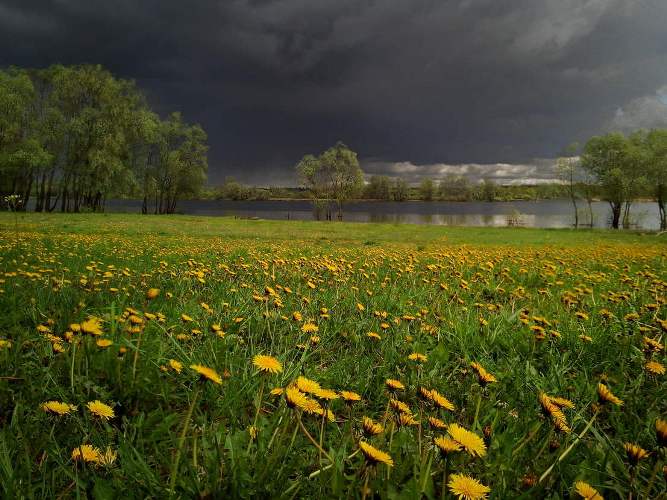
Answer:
295, 142, 363, 220
556, 142, 581, 228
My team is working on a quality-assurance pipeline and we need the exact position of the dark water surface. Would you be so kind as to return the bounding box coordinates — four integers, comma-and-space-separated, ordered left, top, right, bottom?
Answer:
103, 199, 661, 230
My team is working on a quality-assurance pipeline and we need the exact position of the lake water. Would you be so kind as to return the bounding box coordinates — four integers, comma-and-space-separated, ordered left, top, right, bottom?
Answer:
104, 199, 661, 230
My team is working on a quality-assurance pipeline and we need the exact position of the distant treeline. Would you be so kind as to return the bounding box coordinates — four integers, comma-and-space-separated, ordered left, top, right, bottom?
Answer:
210, 177, 576, 202
0, 65, 208, 213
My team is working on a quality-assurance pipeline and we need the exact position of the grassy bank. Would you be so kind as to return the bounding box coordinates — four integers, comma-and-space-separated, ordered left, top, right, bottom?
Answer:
0, 213, 665, 498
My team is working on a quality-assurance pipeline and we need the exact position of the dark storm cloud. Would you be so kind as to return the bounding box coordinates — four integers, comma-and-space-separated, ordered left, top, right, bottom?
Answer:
2, 0, 667, 184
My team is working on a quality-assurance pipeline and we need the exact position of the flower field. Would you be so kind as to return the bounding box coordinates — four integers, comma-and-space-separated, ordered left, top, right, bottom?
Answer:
0, 214, 666, 499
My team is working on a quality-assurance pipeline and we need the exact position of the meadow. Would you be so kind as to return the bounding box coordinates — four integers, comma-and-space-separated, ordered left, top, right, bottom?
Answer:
0, 213, 666, 499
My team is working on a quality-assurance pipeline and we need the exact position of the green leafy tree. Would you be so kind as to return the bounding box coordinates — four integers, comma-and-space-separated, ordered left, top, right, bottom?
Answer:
296, 142, 364, 220
642, 129, 667, 230
419, 178, 435, 201
364, 175, 391, 200
556, 143, 581, 228
392, 178, 409, 201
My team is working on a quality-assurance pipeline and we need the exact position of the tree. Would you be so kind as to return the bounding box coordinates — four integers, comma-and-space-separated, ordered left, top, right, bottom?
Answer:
438, 174, 472, 201
364, 175, 391, 200
296, 142, 364, 220
479, 178, 497, 202
392, 178, 409, 201
556, 142, 581, 228
581, 132, 645, 229
419, 178, 435, 201
643, 129, 667, 230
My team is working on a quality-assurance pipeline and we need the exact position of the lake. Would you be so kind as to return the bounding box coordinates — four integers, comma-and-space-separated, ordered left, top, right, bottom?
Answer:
104, 199, 662, 230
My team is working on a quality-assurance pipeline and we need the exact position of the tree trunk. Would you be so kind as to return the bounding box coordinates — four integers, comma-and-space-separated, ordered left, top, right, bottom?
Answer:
658, 196, 666, 231
570, 195, 578, 229
622, 202, 632, 229
610, 202, 621, 229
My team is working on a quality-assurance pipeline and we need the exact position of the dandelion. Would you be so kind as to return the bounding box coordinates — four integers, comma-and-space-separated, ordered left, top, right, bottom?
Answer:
253, 354, 283, 374
301, 322, 318, 333
447, 423, 486, 457
362, 416, 384, 436
190, 364, 223, 384
470, 362, 497, 384
169, 359, 183, 373
408, 352, 428, 363
146, 288, 160, 299
359, 441, 393, 466
385, 379, 405, 391
72, 444, 101, 464
296, 376, 321, 394
573, 481, 603, 500
645, 360, 665, 375
81, 317, 103, 336
86, 400, 115, 420
98, 447, 118, 466
42, 401, 77, 416
434, 436, 461, 455
96, 339, 112, 348
597, 383, 623, 406
447, 473, 490, 500
340, 390, 361, 403
623, 442, 649, 464
429, 416, 448, 430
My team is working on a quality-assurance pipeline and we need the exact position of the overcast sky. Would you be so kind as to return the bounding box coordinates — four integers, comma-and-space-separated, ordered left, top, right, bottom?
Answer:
2, 0, 667, 185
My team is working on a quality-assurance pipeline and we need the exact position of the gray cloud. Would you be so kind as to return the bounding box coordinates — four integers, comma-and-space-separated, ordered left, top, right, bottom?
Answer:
1, 0, 666, 184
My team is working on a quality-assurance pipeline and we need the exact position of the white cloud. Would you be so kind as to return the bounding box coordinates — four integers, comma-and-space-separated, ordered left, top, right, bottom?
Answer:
610, 85, 667, 131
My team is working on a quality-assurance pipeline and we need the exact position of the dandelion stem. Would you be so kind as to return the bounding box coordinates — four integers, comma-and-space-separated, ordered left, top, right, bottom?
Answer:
169, 386, 201, 494
472, 389, 482, 431
296, 412, 333, 462
538, 409, 598, 484
246, 377, 265, 453
440, 458, 448, 500
361, 470, 370, 500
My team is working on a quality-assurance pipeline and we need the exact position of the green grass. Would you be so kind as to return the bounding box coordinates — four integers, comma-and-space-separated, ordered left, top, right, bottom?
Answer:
0, 213, 665, 499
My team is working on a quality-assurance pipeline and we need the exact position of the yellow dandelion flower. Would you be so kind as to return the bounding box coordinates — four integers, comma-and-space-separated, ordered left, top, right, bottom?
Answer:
42, 401, 77, 416
448, 473, 490, 500
98, 447, 117, 466
301, 322, 318, 333
623, 442, 649, 464
81, 317, 103, 336
181, 314, 193, 322
429, 416, 448, 430
362, 416, 384, 436
146, 288, 160, 299
340, 390, 362, 402
71, 444, 101, 463
385, 379, 405, 391
645, 360, 665, 375
470, 362, 497, 384
408, 353, 428, 363
190, 364, 223, 384
430, 389, 456, 411
359, 441, 393, 466
169, 359, 183, 373
434, 435, 462, 455
597, 383, 623, 406
296, 376, 321, 394
573, 481, 603, 500
96, 339, 112, 348
447, 423, 487, 457
253, 354, 283, 374
313, 388, 339, 400
367, 331, 382, 340
270, 387, 284, 396
86, 400, 115, 420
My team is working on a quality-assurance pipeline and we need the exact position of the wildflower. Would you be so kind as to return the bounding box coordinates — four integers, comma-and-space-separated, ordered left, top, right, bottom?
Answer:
447, 473, 490, 500
97, 447, 117, 467
367, 332, 381, 340
270, 387, 284, 396
429, 416, 448, 430
573, 481, 603, 500
86, 400, 115, 420
313, 388, 339, 401
470, 362, 497, 384
296, 376, 321, 394
408, 352, 427, 363
81, 317, 103, 336
430, 389, 456, 411
190, 364, 223, 384
181, 314, 193, 322
146, 288, 160, 299
301, 322, 318, 333
359, 441, 393, 466
623, 442, 649, 465
645, 360, 665, 375
340, 390, 361, 403
362, 416, 384, 436
398, 412, 419, 426
169, 359, 183, 373
253, 354, 283, 374
656, 418, 667, 446
575, 311, 589, 321
385, 379, 405, 391
42, 401, 77, 416
72, 444, 101, 464
248, 425, 258, 440
96, 339, 112, 348
447, 423, 486, 457
434, 435, 461, 455
597, 383, 623, 406
389, 398, 411, 414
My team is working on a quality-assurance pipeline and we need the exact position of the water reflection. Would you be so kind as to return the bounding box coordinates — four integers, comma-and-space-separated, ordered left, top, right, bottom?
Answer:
101, 199, 660, 230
